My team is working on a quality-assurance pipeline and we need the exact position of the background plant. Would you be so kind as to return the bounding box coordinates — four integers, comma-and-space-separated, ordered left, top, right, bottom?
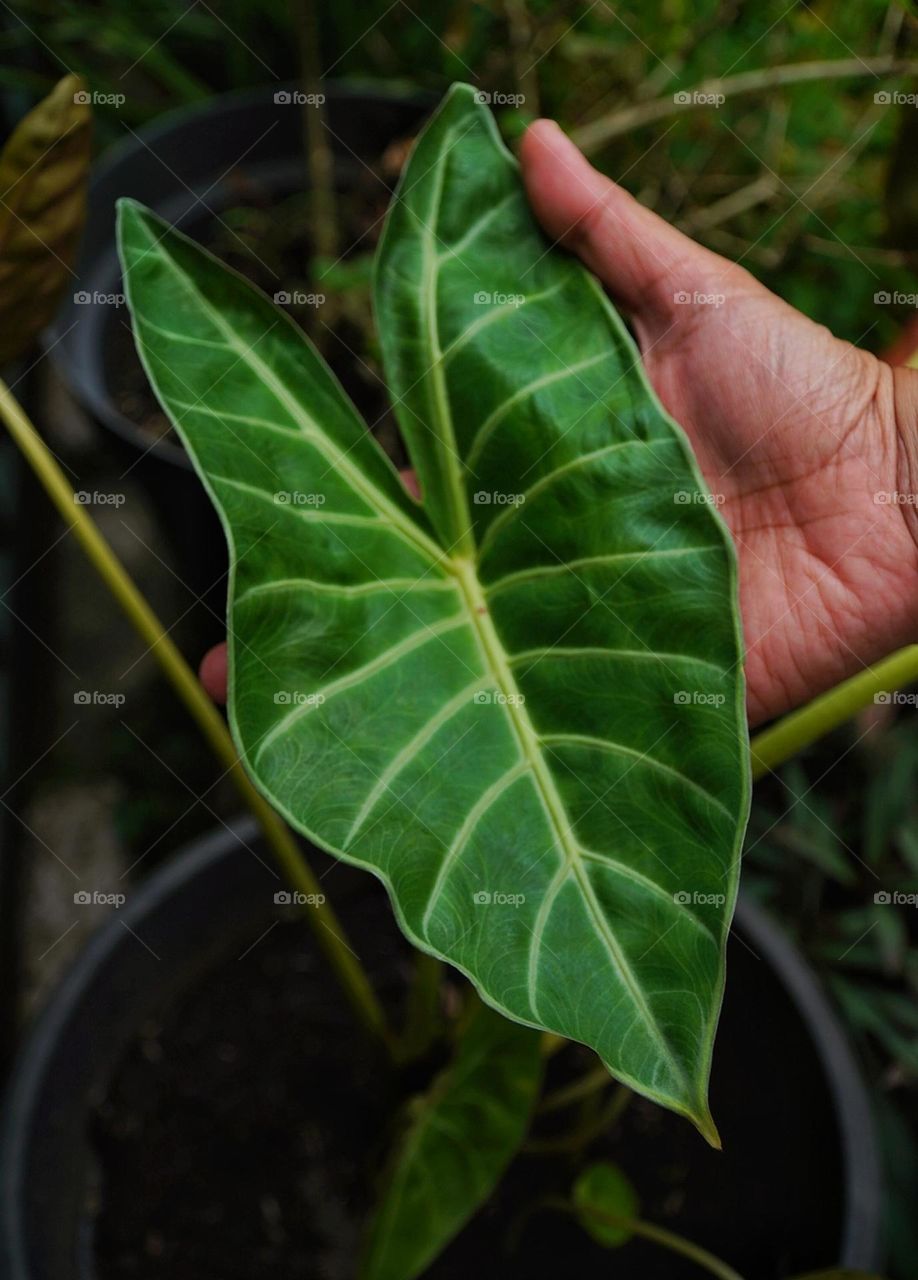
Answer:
4, 2, 918, 1277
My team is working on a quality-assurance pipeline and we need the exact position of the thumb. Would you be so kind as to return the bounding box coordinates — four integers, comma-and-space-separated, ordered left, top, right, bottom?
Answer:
519, 119, 737, 328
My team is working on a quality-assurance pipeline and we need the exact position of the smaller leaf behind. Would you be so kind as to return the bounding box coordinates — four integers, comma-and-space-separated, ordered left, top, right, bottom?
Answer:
0, 74, 91, 364
361, 999, 542, 1280
572, 1161, 640, 1248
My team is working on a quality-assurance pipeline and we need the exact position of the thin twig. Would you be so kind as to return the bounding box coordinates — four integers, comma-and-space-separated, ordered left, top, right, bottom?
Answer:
0, 379, 390, 1046
571, 55, 918, 153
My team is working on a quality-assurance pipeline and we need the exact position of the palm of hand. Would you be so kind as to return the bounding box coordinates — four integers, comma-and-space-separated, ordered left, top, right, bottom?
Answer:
521, 122, 918, 725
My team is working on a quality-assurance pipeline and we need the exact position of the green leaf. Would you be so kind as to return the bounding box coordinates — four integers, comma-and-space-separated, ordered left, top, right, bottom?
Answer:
572, 1161, 640, 1247
0, 74, 91, 363
117, 82, 749, 1137
361, 1000, 542, 1280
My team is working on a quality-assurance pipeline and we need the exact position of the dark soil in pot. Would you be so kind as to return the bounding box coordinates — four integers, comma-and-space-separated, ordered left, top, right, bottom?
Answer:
79, 851, 878, 1279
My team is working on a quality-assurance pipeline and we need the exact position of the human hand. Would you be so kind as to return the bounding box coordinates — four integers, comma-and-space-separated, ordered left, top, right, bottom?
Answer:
201, 118, 918, 727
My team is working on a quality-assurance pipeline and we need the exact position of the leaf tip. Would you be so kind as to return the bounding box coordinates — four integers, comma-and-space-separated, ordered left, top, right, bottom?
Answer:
693, 1105, 722, 1151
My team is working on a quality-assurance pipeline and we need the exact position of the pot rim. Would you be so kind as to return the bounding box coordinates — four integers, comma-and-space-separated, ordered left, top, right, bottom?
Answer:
44, 79, 436, 470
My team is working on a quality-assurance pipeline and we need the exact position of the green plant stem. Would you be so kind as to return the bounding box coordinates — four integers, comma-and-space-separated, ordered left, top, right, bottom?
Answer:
526, 1084, 631, 1154
398, 951, 443, 1061
539, 1062, 611, 1113
601, 1211, 744, 1280
0, 378, 389, 1047
295, 0, 337, 263
749, 645, 918, 779
557, 1199, 744, 1280
503, 0, 540, 116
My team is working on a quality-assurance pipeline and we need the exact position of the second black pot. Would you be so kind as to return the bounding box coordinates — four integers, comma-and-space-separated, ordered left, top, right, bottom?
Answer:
0, 819, 883, 1279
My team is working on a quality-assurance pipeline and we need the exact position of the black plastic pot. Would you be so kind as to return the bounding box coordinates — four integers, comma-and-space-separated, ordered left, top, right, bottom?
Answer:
0, 819, 883, 1279
47, 83, 432, 626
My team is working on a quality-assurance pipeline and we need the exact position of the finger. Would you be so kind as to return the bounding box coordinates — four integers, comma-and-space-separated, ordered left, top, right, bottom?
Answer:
400, 467, 419, 499
199, 642, 227, 705
519, 119, 736, 324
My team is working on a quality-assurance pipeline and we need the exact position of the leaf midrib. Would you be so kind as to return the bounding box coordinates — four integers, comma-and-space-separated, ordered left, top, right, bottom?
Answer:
419, 133, 475, 556
451, 556, 690, 1097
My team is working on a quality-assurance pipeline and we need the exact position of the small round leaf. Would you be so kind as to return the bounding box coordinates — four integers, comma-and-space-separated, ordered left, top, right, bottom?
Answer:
573, 1161, 640, 1248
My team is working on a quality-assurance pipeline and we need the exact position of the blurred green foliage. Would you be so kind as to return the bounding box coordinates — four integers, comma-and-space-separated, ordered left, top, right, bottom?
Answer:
4, 0, 918, 346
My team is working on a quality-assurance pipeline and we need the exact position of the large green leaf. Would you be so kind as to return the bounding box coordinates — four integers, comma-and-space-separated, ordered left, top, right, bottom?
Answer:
361, 1000, 541, 1280
117, 82, 749, 1138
